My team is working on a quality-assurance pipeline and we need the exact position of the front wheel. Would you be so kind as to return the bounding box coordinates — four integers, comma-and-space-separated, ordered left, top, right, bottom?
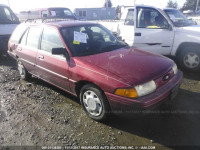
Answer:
179, 46, 200, 72
17, 59, 31, 80
80, 84, 110, 121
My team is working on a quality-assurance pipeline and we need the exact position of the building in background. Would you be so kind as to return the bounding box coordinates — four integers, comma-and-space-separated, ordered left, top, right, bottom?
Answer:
75, 7, 116, 20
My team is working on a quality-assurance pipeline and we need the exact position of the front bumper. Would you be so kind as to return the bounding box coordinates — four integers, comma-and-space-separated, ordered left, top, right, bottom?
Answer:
105, 70, 183, 113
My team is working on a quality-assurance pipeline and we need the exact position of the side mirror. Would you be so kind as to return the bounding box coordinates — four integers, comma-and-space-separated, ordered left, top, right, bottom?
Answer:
52, 48, 70, 61
168, 24, 173, 31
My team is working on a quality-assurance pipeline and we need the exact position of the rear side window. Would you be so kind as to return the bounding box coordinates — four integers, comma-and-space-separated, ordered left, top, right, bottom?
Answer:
41, 27, 64, 53
125, 9, 134, 26
10, 25, 28, 44
26, 27, 42, 49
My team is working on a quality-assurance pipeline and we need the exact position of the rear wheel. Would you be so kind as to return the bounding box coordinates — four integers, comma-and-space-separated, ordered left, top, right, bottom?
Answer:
80, 84, 110, 121
17, 59, 31, 80
179, 46, 200, 72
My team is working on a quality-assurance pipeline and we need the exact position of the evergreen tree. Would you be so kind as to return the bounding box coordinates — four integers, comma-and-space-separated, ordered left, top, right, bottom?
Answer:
182, 0, 200, 11
104, 0, 112, 8
167, 0, 178, 8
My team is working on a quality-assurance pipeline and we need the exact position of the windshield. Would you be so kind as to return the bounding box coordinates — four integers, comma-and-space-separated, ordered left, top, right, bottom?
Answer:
49, 8, 76, 19
0, 6, 19, 24
61, 24, 127, 57
164, 9, 195, 27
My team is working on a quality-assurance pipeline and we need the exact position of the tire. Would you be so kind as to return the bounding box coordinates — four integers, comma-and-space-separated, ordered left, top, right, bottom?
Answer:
17, 59, 31, 80
178, 46, 200, 72
80, 84, 111, 121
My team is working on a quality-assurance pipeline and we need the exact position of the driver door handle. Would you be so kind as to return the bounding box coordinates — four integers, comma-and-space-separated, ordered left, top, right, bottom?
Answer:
135, 33, 141, 36
38, 55, 44, 60
17, 47, 22, 51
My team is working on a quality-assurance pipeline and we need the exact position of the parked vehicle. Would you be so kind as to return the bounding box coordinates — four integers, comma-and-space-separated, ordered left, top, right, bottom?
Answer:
0, 4, 19, 56
17, 7, 77, 21
8, 20, 183, 121
96, 5, 200, 72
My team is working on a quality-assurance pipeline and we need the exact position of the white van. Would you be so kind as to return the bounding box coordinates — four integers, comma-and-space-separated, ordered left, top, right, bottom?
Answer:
0, 4, 19, 56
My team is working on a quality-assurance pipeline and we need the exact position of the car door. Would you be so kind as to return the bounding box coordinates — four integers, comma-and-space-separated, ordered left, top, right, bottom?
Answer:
36, 27, 70, 91
118, 9, 135, 46
16, 26, 42, 75
134, 6, 175, 55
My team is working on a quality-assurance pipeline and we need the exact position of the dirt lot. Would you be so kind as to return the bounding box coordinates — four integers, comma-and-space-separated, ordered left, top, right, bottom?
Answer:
0, 56, 200, 150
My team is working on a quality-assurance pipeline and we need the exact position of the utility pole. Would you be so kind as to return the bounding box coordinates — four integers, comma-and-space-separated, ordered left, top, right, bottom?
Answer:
7, 0, 10, 7
196, 0, 199, 12
106, 0, 108, 8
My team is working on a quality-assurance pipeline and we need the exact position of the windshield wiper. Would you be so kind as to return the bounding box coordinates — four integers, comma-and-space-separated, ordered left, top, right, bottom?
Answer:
102, 43, 127, 52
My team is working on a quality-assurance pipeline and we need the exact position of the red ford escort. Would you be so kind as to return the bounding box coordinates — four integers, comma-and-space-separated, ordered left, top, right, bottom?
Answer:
8, 20, 183, 121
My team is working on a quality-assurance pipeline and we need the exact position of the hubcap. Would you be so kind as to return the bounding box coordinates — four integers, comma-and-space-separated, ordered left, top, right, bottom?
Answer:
18, 61, 25, 78
83, 90, 102, 117
184, 52, 200, 69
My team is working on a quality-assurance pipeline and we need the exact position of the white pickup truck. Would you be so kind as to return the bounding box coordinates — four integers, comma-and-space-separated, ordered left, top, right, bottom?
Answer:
0, 4, 19, 56
97, 5, 200, 72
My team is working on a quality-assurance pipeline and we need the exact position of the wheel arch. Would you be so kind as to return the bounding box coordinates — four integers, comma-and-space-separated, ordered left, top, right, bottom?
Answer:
176, 42, 200, 57
75, 80, 104, 98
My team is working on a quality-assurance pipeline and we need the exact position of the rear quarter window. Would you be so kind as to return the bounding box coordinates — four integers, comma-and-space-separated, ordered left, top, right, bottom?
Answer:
9, 24, 28, 44
26, 27, 43, 49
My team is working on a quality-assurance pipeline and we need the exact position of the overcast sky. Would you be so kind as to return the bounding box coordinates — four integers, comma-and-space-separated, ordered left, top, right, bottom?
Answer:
1, 0, 186, 13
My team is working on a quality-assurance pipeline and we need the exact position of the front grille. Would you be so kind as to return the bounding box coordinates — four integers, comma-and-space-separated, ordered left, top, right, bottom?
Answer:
155, 69, 174, 88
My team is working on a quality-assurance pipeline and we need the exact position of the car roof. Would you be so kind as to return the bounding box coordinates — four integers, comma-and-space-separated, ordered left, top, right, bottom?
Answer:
47, 20, 97, 28
24, 20, 98, 28
0, 4, 8, 7
26, 7, 72, 11
163, 8, 177, 11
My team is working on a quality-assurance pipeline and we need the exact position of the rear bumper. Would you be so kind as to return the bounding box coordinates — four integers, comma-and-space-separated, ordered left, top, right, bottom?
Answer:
0, 35, 10, 54
7, 50, 17, 60
105, 70, 183, 114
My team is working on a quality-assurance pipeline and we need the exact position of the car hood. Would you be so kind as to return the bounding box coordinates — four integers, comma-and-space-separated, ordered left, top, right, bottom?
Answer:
177, 25, 200, 35
76, 47, 174, 85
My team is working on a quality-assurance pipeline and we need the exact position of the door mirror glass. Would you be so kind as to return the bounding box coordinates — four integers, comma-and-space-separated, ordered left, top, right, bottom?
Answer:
52, 48, 70, 60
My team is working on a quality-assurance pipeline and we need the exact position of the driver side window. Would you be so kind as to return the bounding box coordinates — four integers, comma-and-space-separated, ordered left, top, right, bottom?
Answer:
41, 27, 64, 54
137, 7, 169, 29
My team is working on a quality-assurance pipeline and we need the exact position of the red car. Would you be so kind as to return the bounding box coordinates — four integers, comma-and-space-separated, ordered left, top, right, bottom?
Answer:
8, 20, 183, 121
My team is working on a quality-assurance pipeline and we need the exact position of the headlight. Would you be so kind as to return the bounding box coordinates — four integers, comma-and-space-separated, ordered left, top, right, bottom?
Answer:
115, 80, 156, 98
135, 80, 156, 97
172, 63, 178, 75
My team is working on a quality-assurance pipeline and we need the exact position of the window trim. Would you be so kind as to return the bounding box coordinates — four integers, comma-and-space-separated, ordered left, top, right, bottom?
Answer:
19, 28, 30, 45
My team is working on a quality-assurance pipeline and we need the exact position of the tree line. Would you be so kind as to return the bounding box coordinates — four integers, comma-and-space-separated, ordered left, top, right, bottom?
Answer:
167, 0, 200, 11
104, 0, 200, 12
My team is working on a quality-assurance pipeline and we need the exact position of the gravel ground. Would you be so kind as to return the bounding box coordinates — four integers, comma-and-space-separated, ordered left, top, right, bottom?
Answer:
0, 56, 200, 150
